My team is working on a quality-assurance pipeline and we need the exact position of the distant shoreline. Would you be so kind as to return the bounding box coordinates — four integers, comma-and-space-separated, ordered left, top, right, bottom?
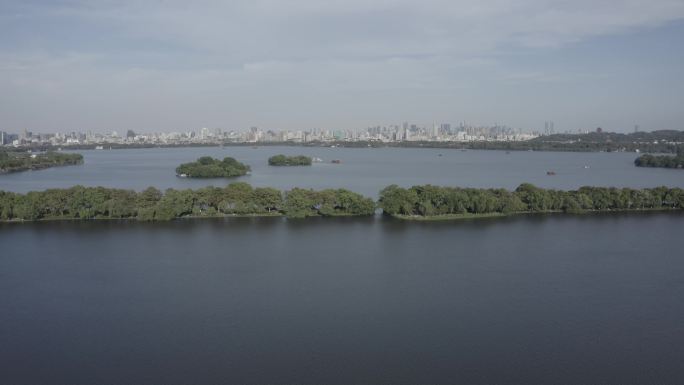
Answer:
4, 131, 683, 154
0, 142, 663, 153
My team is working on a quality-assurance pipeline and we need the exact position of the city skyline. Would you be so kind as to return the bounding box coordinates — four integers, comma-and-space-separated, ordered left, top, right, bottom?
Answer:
2, 1, 684, 133
0, 121, 541, 147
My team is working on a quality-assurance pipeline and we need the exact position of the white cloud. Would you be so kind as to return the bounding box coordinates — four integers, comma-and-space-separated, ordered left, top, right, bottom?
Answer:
1, 0, 683, 131
14, 0, 683, 62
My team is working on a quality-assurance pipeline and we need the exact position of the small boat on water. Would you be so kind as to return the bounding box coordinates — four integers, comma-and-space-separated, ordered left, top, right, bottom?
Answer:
546, 171, 556, 176
177, 173, 188, 178
312, 157, 324, 163
331, 159, 341, 164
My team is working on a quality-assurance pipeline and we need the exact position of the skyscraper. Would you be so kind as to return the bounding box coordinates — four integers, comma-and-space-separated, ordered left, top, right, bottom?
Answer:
440, 123, 451, 135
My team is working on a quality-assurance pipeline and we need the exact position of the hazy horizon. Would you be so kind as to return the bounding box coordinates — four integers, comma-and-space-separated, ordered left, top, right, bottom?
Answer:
2, 1, 684, 134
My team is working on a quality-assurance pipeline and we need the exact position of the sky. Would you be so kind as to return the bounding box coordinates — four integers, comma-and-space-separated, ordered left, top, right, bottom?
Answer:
1, 0, 684, 133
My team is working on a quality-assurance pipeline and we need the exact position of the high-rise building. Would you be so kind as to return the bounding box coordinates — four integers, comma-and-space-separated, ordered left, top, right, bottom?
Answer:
200, 127, 210, 139
544, 121, 555, 135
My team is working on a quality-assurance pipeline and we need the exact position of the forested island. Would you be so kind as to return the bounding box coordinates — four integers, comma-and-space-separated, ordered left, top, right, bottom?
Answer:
176, 156, 250, 178
268, 154, 312, 166
634, 153, 684, 169
0, 183, 375, 221
379, 184, 684, 220
0, 151, 83, 174
2, 183, 683, 223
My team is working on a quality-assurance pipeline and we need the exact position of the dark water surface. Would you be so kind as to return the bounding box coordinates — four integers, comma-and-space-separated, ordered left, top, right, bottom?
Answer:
2, 213, 684, 384
1, 147, 683, 196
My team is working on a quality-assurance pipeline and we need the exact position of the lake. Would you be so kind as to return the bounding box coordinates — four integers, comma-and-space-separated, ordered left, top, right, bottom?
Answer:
2, 147, 684, 384
1, 146, 683, 196
2, 213, 684, 384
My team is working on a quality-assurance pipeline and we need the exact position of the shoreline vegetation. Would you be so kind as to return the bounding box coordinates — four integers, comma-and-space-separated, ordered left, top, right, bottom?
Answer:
0, 151, 83, 174
634, 153, 684, 169
268, 154, 312, 166
378, 184, 684, 220
1, 183, 682, 223
0, 183, 375, 221
175, 156, 250, 178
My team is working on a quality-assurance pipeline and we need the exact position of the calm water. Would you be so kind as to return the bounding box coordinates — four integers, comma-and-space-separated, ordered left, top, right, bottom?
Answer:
1, 147, 683, 196
2, 147, 684, 384
2, 213, 684, 384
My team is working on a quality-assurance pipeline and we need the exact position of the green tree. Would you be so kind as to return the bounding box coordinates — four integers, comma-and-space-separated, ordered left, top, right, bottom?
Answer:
378, 185, 419, 215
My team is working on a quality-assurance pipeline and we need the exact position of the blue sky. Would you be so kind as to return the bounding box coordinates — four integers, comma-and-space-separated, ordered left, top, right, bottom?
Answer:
1, 0, 683, 133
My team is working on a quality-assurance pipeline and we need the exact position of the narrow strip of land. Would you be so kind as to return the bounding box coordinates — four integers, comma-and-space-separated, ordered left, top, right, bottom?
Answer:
1, 183, 682, 222
378, 184, 684, 220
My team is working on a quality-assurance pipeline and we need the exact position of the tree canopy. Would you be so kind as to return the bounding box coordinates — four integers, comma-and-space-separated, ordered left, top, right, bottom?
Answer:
0, 183, 375, 221
268, 154, 312, 166
0, 151, 83, 174
634, 153, 684, 169
378, 184, 684, 217
2, 183, 682, 222
175, 156, 250, 177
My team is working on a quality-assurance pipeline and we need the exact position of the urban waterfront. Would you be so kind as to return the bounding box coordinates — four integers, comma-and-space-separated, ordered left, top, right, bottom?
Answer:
2, 213, 684, 384
1, 147, 683, 197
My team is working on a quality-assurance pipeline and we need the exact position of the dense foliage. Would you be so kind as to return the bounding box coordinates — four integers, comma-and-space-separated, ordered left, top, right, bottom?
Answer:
634, 153, 684, 169
378, 184, 684, 217
0, 183, 375, 221
268, 154, 312, 166
175, 156, 250, 177
0, 151, 83, 174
